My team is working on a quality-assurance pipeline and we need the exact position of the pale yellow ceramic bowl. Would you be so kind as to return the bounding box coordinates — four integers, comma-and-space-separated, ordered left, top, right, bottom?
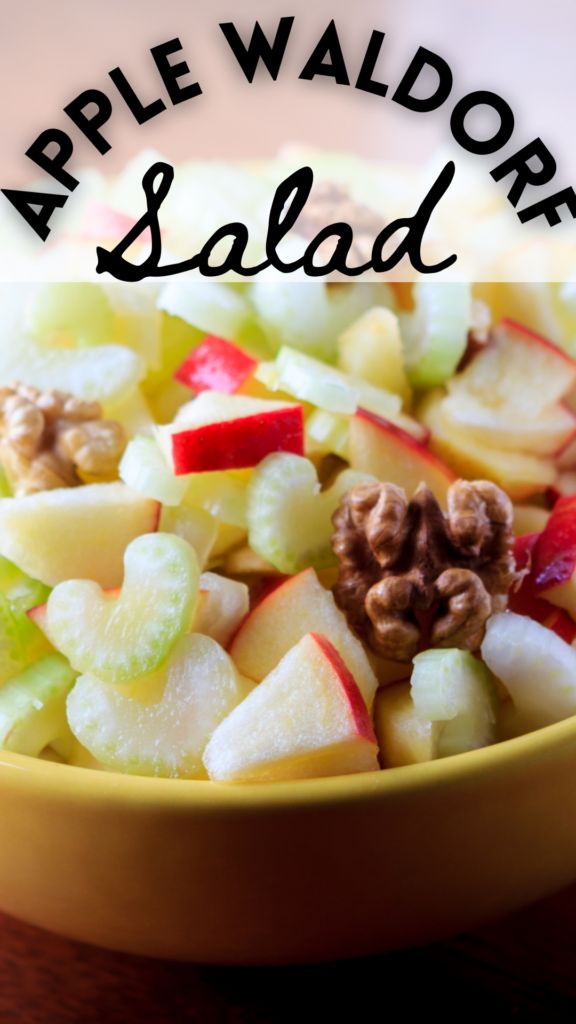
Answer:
2, 718, 576, 965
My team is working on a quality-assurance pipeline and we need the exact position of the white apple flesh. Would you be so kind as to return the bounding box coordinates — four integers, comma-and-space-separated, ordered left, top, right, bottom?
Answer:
348, 408, 456, 508
228, 568, 378, 709
0, 483, 160, 588
203, 632, 379, 783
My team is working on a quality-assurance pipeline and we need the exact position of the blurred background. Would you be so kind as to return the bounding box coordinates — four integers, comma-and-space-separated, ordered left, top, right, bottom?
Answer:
1, 0, 574, 181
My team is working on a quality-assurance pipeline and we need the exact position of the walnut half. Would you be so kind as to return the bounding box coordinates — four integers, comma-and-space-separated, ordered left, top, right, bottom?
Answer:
331, 479, 521, 662
0, 383, 125, 496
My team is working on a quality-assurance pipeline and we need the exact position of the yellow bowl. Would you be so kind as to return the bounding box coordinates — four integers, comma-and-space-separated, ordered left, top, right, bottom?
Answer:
2, 717, 576, 965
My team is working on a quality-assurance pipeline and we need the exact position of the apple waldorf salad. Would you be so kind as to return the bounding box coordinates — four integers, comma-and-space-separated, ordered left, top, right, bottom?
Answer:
0, 278, 576, 783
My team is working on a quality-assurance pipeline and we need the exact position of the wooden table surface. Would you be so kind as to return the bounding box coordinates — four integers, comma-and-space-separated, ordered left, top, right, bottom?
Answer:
2, 884, 576, 1023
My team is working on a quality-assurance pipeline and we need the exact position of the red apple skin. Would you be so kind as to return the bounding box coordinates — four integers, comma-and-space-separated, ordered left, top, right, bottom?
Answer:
76, 204, 153, 245
27, 603, 47, 630
228, 570, 307, 657
175, 336, 257, 395
499, 319, 576, 373
28, 587, 122, 635
507, 532, 576, 641
351, 408, 456, 507
554, 405, 576, 458
171, 406, 304, 474
534, 497, 576, 591
310, 632, 377, 743
542, 608, 576, 645
356, 408, 441, 465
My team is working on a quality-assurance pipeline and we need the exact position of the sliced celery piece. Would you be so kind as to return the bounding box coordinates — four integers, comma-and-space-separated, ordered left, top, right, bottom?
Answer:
0, 654, 76, 756
411, 648, 498, 757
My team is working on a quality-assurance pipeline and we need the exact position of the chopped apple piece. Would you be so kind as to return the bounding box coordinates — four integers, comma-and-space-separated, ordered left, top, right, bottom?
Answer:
375, 681, 437, 767
42, 534, 199, 684
192, 573, 250, 647
448, 319, 576, 416
512, 505, 549, 536
170, 391, 302, 430
223, 545, 278, 577
105, 388, 155, 440
440, 393, 576, 456
542, 608, 576, 644
228, 568, 378, 709
169, 406, 304, 474
338, 307, 412, 406
419, 391, 556, 501
481, 612, 576, 726
67, 634, 251, 778
203, 633, 379, 783
157, 394, 305, 475
532, 496, 576, 617
119, 436, 188, 506
305, 406, 428, 461
0, 484, 160, 588
348, 408, 456, 508
508, 532, 576, 641
175, 335, 257, 394
159, 505, 217, 569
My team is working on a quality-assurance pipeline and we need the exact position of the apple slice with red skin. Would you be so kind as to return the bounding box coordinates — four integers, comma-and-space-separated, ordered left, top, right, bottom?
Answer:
192, 573, 249, 648
169, 404, 304, 474
349, 408, 456, 508
532, 496, 576, 619
542, 608, 576, 644
508, 532, 576, 640
508, 532, 546, 619
228, 567, 377, 709
501, 319, 576, 374
175, 335, 257, 395
450, 319, 576, 415
203, 632, 379, 783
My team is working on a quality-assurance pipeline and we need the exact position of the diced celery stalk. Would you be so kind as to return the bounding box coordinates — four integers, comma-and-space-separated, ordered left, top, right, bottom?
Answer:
0, 339, 144, 405
0, 562, 52, 685
305, 410, 350, 459
411, 648, 497, 757
157, 281, 252, 341
102, 283, 163, 370
45, 534, 200, 685
248, 281, 389, 362
27, 283, 115, 348
0, 654, 77, 757
255, 346, 402, 419
247, 453, 374, 574
400, 283, 472, 389
119, 436, 188, 506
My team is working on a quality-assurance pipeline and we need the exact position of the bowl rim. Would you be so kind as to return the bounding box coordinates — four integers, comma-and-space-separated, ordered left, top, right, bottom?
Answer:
1, 713, 576, 810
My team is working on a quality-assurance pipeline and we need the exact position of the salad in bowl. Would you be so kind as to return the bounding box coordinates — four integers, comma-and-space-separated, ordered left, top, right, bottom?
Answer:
0, 276, 575, 785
